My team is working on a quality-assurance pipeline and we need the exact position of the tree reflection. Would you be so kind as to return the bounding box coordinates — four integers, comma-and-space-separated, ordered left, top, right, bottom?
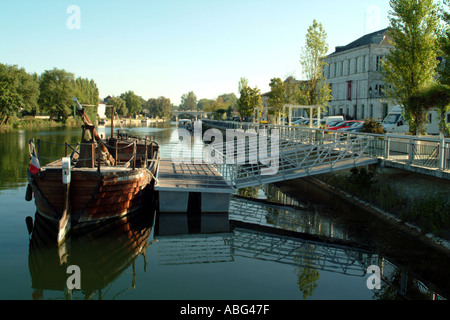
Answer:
293, 243, 320, 299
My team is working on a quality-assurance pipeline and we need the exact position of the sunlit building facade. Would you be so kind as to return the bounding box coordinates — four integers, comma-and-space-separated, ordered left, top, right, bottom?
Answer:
323, 28, 394, 121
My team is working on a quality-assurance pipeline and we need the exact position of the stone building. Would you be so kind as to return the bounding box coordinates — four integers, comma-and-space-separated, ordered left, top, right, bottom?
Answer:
323, 28, 394, 121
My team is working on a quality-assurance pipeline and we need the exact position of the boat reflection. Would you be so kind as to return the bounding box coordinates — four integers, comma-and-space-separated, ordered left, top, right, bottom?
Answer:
27, 206, 155, 300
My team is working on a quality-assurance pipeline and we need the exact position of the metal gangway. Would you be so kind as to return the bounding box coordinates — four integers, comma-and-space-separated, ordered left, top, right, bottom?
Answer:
203, 119, 450, 180
204, 122, 378, 189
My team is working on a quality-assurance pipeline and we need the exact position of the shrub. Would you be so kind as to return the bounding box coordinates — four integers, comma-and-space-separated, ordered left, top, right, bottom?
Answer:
361, 118, 385, 134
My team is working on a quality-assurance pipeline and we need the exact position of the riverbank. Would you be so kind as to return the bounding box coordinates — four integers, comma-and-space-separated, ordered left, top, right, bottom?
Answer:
0, 117, 70, 131
274, 168, 450, 255
0, 116, 167, 132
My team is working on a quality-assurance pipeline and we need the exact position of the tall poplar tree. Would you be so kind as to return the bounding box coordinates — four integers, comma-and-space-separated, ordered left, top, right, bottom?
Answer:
299, 20, 331, 113
382, 0, 441, 135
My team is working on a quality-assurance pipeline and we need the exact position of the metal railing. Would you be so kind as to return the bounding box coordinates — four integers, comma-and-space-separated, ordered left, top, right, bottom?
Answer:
32, 137, 157, 172
202, 119, 450, 174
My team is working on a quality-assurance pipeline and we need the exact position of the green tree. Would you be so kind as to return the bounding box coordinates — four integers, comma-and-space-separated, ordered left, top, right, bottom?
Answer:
438, 0, 450, 86
38, 68, 75, 122
284, 76, 301, 105
107, 96, 127, 117
210, 96, 230, 120
409, 83, 450, 136
146, 96, 172, 119
120, 91, 142, 117
267, 77, 286, 123
0, 64, 39, 124
382, 0, 441, 135
197, 98, 215, 112
219, 93, 238, 109
179, 91, 197, 111
236, 78, 262, 120
73, 77, 99, 123
299, 20, 331, 113
74, 78, 99, 106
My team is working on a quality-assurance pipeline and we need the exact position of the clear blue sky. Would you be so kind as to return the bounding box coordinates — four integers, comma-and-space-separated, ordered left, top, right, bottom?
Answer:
0, 0, 390, 105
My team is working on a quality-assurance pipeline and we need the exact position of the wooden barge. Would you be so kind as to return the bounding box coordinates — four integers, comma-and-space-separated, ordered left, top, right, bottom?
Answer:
26, 98, 159, 244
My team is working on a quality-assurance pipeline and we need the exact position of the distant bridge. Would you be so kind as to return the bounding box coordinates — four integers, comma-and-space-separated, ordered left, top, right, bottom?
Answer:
172, 110, 211, 121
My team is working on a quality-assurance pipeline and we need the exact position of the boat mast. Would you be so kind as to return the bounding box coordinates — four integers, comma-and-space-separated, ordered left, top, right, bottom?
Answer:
73, 98, 115, 166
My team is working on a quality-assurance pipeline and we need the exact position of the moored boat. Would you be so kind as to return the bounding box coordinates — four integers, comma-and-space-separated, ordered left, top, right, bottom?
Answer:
26, 98, 160, 244
178, 119, 193, 131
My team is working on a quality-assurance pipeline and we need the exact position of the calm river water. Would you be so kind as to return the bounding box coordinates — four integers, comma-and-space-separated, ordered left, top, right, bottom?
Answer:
0, 122, 448, 301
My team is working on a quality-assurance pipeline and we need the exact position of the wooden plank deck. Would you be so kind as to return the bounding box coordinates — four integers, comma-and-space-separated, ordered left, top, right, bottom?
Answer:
155, 160, 235, 194
155, 160, 235, 213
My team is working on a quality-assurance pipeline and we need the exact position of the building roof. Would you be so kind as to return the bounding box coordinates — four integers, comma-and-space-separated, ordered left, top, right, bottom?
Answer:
331, 28, 391, 55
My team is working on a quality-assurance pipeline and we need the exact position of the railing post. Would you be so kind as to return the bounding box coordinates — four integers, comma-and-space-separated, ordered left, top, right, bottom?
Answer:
439, 138, 445, 170
408, 136, 414, 164
36, 139, 40, 163
145, 136, 148, 169
132, 141, 136, 170
384, 135, 390, 159
97, 141, 101, 172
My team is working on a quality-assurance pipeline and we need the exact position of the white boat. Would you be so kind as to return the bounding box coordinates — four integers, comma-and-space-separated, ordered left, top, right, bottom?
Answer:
178, 119, 193, 131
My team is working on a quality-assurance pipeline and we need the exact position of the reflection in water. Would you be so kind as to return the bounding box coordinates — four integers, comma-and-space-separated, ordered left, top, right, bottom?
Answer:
154, 189, 447, 300
28, 206, 156, 300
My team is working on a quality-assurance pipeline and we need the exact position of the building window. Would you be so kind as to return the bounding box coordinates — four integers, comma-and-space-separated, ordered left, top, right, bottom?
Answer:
361, 104, 365, 120
370, 104, 374, 118
376, 56, 383, 71
329, 84, 332, 102
382, 103, 389, 119
347, 81, 352, 101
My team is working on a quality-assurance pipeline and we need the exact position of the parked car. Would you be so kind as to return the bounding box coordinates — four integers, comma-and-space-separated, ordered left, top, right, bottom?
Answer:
325, 121, 342, 128
328, 120, 363, 131
292, 119, 307, 126
323, 116, 344, 126
338, 122, 364, 132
